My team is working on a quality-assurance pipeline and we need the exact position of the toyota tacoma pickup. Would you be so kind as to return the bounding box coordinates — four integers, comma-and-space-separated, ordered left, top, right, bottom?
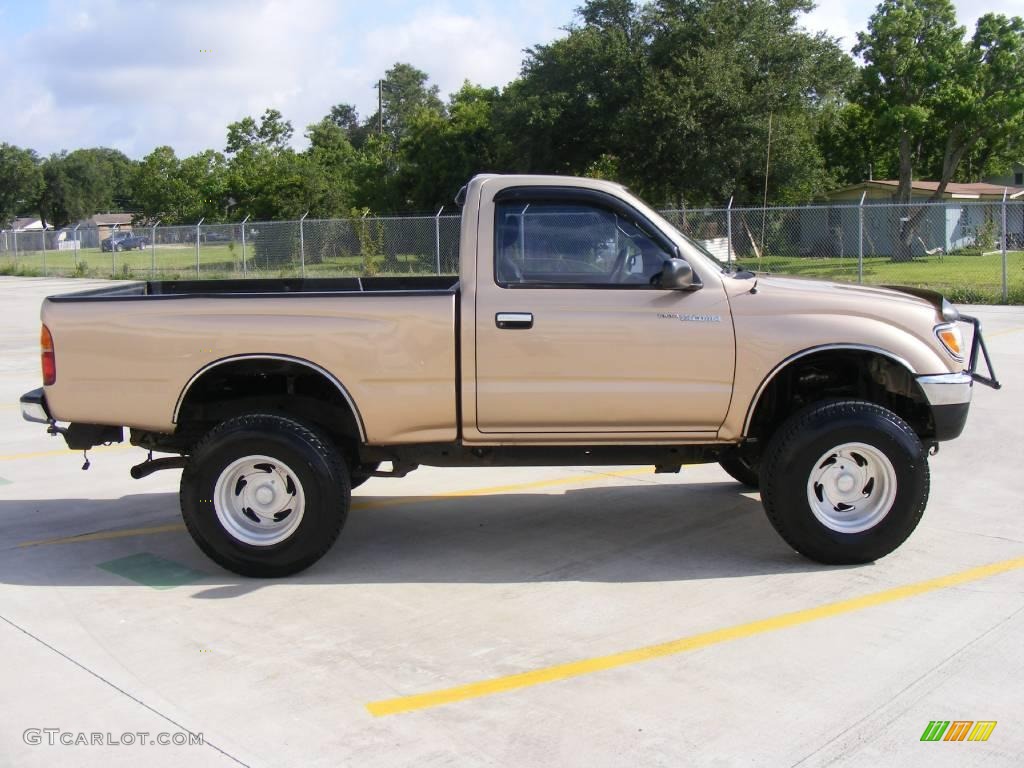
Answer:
21, 174, 1001, 577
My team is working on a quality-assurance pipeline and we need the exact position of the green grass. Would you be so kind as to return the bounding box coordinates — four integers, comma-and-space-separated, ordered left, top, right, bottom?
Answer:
734, 251, 1024, 304
0, 244, 440, 281
3, 245, 1021, 304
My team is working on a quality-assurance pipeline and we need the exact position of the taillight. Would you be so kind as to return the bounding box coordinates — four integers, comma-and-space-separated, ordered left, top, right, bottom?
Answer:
41, 324, 56, 385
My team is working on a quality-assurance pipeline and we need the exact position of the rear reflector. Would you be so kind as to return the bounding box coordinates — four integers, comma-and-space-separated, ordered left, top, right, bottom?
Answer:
41, 324, 56, 385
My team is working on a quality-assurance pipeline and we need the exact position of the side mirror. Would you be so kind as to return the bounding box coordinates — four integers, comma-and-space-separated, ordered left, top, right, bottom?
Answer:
655, 258, 702, 291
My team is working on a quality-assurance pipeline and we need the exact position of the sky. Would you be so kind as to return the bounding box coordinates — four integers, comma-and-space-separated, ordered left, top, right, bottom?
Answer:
0, 0, 1019, 159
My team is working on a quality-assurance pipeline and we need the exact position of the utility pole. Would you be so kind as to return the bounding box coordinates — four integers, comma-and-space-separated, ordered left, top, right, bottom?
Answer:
378, 79, 383, 135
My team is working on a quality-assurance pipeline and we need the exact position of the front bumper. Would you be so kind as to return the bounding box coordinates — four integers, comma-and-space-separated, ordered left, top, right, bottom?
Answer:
914, 314, 1001, 441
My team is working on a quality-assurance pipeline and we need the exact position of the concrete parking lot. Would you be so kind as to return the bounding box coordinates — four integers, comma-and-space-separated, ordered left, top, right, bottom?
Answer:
0, 275, 1022, 767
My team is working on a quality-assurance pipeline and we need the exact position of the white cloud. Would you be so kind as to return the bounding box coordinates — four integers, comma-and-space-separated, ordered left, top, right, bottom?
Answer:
360, 10, 526, 102
0, 0, 576, 158
0, 0, 354, 156
1, 0, 1019, 158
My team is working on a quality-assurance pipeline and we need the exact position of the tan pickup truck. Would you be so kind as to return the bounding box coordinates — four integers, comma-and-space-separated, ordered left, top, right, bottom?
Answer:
21, 174, 1001, 577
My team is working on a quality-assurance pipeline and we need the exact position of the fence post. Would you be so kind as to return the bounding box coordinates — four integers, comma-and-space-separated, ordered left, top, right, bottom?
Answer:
12, 228, 16, 263
41, 227, 46, 276
111, 224, 118, 277
858, 191, 866, 284
1001, 189, 1008, 303
726, 196, 733, 263
240, 215, 250, 277
151, 220, 159, 279
434, 206, 444, 274
72, 224, 80, 273
195, 218, 204, 278
299, 211, 308, 278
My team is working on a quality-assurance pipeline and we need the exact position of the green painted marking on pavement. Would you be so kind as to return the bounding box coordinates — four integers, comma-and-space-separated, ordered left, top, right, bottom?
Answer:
97, 552, 206, 590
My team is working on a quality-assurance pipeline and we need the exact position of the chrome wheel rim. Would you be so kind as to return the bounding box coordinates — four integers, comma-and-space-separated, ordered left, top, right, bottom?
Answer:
213, 455, 305, 546
806, 442, 897, 534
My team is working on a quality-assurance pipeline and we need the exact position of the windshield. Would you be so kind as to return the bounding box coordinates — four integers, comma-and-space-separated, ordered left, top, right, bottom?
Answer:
645, 208, 733, 272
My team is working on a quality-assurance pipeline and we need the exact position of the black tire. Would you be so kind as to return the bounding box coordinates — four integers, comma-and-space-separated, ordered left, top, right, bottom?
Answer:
180, 413, 350, 577
350, 462, 380, 489
760, 399, 929, 565
719, 454, 760, 488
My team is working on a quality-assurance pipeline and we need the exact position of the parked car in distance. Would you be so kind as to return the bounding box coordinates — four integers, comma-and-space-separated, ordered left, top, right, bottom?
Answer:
101, 231, 148, 252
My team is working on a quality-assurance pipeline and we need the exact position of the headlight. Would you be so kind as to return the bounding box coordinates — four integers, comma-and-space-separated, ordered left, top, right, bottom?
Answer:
941, 298, 960, 322
934, 323, 964, 361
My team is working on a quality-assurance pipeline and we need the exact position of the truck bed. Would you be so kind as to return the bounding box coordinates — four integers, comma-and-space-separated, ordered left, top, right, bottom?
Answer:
47, 276, 459, 302
41, 277, 460, 443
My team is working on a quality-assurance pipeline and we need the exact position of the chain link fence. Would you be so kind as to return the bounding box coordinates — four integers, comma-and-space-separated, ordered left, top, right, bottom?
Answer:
2, 200, 1021, 302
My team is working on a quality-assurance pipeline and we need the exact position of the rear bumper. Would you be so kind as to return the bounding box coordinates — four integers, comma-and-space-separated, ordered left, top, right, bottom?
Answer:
20, 387, 51, 423
21, 388, 123, 449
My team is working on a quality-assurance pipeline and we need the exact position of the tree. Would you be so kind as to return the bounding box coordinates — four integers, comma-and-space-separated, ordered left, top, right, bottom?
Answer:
494, 0, 647, 179
305, 118, 358, 215
493, 0, 852, 205
633, 0, 853, 205
326, 103, 371, 148
37, 148, 135, 228
367, 63, 444, 145
226, 109, 294, 154
0, 143, 43, 226
132, 146, 183, 223
816, 102, 899, 187
400, 82, 499, 210
854, 1, 1024, 258
176, 150, 230, 222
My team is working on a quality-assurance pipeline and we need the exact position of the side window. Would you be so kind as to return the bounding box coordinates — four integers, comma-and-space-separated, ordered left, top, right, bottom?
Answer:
495, 200, 671, 287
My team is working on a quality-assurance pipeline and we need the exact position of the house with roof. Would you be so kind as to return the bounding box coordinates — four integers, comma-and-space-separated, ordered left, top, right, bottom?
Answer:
10, 216, 49, 232
799, 180, 1024, 258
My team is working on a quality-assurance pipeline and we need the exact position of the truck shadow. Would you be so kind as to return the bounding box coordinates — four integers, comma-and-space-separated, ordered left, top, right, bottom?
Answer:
0, 481, 845, 593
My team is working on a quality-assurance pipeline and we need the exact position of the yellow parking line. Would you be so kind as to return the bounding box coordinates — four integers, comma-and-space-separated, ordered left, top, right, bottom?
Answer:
16, 468, 653, 548
0, 444, 133, 462
365, 555, 1024, 717
18, 524, 188, 548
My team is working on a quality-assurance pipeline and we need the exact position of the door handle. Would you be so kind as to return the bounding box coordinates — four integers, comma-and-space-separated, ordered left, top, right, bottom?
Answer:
496, 312, 534, 330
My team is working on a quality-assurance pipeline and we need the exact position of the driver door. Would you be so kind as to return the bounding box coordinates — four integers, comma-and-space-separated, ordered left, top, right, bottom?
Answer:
474, 189, 735, 435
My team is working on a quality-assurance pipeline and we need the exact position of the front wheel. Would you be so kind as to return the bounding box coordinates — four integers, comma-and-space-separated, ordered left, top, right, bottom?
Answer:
180, 413, 350, 577
760, 400, 929, 565
719, 453, 759, 488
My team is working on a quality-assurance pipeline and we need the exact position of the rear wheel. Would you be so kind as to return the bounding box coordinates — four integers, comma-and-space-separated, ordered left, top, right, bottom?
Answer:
349, 461, 380, 489
180, 413, 350, 577
760, 399, 929, 565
